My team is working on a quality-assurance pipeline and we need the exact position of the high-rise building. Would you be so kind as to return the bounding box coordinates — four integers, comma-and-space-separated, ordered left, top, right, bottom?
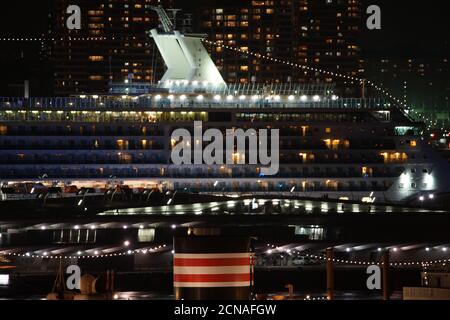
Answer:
52, 0, 174, 95
195, 0, 363, 85
51, 0, 362, 94
365, 57, 450, 131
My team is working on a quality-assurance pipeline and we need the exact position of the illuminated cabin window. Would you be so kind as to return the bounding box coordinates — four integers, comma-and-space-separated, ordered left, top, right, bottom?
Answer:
252, 1, 265, 6
380, 152, 408, 163
89, 55, 104, 62
325, 128, 332, 134
362, 167, 373, 177
323, 139, 348, 150
138, 229, 155, 242
117, 139, 129, 150
301, 126, 309, 136
299, 153, 315, 163
0, 125, 7, 135
410, 140, 417, 147
118, 153, 132, 164
89, 75, 104, 81
326, 180, 338, 191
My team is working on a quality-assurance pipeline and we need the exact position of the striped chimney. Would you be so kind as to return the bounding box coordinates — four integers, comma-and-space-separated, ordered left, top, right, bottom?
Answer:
173, 236, 251, 300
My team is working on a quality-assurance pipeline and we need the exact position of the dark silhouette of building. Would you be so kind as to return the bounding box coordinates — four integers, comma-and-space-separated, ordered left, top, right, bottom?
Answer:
52, 0, 174, 95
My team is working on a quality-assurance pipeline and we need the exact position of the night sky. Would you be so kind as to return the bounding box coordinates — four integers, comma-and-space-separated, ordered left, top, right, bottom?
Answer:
361, 0, 450, 58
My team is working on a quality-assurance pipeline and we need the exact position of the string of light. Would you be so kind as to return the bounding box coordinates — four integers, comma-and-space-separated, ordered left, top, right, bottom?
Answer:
0, 35, 438, 129
0, 37, 109, 42
1, 244, 169, 260
263, 244, 450, 267
201, 39, 429, 122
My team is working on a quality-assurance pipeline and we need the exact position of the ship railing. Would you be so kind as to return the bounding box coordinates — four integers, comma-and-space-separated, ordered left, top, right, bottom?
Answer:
0, 97, 151, 110
208, 83, 335, 96
158, 98, 390, 109
0, 97, 391, 110
160, 82, 336, 96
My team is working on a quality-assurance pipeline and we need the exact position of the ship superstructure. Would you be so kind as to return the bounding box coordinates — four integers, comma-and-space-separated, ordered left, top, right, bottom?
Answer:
1, 7, 449, 205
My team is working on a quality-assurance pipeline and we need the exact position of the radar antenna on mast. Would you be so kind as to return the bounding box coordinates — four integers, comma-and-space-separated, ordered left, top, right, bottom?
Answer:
149, 5, 174, 33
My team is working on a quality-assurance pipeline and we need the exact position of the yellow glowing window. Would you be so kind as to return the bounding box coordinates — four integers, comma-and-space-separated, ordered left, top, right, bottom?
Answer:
410, 140, 417, 147
325, 128, 332, 134
252, 1, 265, 6
89, 56, 104, 62
89, 75, 103, 81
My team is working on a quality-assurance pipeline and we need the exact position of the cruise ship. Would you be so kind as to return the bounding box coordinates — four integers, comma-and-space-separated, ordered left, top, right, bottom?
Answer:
1, 9, 449, 206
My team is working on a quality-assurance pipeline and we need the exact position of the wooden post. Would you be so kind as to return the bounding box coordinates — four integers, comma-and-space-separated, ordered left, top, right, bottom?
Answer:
326, 247, 334, 300
382, 251, 390, 300
111, 270, 115, 293
106, 270, 110, 293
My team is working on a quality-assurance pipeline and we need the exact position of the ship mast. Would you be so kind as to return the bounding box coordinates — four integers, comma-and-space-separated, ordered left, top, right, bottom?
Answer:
149, 5, 174, 33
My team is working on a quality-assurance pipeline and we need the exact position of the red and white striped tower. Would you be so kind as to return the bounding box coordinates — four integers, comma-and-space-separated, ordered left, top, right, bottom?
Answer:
173, 237, 251, 300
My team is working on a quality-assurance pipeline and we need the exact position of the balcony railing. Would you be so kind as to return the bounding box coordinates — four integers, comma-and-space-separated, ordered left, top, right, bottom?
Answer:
0, 96, 391, 111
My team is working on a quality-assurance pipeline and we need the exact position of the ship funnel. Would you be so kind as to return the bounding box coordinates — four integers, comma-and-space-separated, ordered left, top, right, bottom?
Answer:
150, 29, 226, 89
